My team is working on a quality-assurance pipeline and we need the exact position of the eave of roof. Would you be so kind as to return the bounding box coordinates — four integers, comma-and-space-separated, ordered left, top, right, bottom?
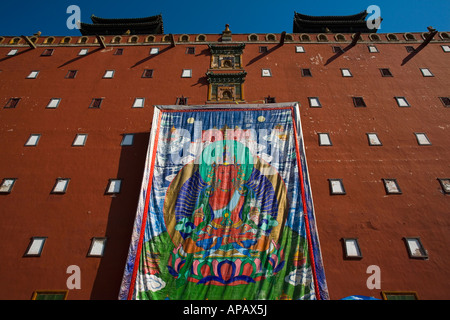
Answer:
294, 11, 368, 21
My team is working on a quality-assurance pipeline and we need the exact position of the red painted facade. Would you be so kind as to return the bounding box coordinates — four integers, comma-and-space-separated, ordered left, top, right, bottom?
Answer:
0, 30, 449, 300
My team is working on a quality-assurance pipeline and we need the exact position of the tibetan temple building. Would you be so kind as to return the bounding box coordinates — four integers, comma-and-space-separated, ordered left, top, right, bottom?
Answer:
0, 10, 449, 302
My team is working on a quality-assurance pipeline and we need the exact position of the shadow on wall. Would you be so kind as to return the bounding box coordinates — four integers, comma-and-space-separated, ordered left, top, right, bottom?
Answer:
89, 132, 150, 300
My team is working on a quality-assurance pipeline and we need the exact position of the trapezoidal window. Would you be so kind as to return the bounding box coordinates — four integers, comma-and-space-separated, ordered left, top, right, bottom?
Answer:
25, 134, 41, 146
87, 237, 107, 257
414, 133, 431, 145
382, 179, 402, 194
301, 68, 312, 77
65, 70, 77, 79
352, 97, 366, 107
380, 68, 393, 77
46, 98, 61, 109
72, 134, 88, 146
4, 98, 21, 108
89, 98, 103, 109
368, 45, 379, 53
6, 49, 18, 56
341, 68, 352, 77
103, 70, 115, 79
395, 96, 410, 107
329, 179, 345, 195
420, 68, 434, 77
27, 71, 39, 79
0, 178, 17, 193
121, 134, 134, 146
403, 237, 428, 259
105, 179, 122, 194
78, 48, 88, 56
24, 237, 47, 257
439, 97, 450, 107
181, 69, 192, 78
342, 238, 362, 259
308, 97, 321, 108
142, 69, 154, 78
51, 178, 70, 194
437, 178, 450, 194
132, 98, 145, 108
367, 133, 382, 146
318, 133, 332, 146
41, 49, 54, 56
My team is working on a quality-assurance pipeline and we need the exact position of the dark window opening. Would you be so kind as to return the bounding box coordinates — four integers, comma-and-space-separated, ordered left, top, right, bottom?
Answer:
185, 47, 195, 54
439, 97, 450, 107
380, 68, 393, 77
142, 69, 154, 78
353, 97, 366, 107
66, 70, 77, 79
265, 96, 276, 103
176, 96, 188, 105
41, 49, 54, 56
301, 68, 312, 77
4, 98, 20, 108
89, 98, 103, 109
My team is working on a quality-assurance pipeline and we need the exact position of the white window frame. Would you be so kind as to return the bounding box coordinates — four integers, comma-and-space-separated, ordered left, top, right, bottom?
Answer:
441, 45, 450, 52
329, 179, 346, 195
295, 46, 305, 53
261, 69, 272, 77
368, 45, 379, 53
181, 69, 192, 78
437, 178, 450, 194
121, 134, 134, 146
78, 48, 89, 56
395, 96, 410, 107
103, 70, 115, 79
382, 178, 402, 194
51, 178, 70, 194
72, 134, 88, 146
46, 98, 61, 109
27, 71, 39, 79
25, 134, 41, 146
318, 133, 332, 146
308, 97, 321, 108
24, 237, 47, 257
132, 98, 145, 108
342, 238, 362, 259
106, 179, 122, 194
0, 178, 17, 193
149, 47, 159, 55
414, 132, 431, 145
367, 133, 382, 146
404, 237, 428, 259
420, 68, 434, 77
87, 237, 107, 257
7, 49, 18, 56
341, 68, 352, 77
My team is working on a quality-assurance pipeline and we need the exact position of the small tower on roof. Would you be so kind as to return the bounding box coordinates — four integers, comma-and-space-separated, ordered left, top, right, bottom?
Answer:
79, 14, 164, 35
293, 10, 380, 33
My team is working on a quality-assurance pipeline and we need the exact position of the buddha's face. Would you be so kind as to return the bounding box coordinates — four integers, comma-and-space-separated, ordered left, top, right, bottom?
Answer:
215, 164, 239, 192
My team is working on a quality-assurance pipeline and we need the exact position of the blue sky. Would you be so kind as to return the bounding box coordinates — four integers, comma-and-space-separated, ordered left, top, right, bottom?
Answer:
0, 0, 449, 36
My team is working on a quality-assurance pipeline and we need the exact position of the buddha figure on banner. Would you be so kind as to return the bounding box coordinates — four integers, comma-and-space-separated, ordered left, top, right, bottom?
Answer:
164, 138, 287, 287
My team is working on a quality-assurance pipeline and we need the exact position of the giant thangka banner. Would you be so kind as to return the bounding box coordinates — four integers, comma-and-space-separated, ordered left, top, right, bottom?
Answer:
119, 103, 329, 300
